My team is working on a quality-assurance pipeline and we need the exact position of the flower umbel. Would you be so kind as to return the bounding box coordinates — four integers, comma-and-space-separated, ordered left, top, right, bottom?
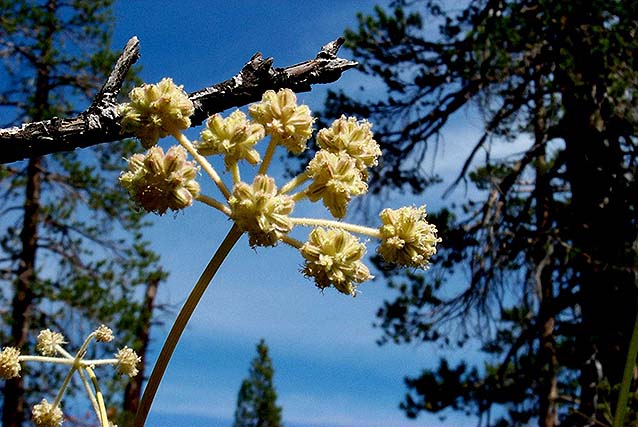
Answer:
120, 77, 194, 148
317, 115, 381, 174
248, 88, 314, 154
32, 399, 63, 427
378, 206, 440, 268
196, 110, 265, 169
95, 325, 114, 343
36, 329, 65, 356
0, 347, 21, 379
229, 175, 295, 247
300, 227, 372, 296
115, 346, 141, 377
119, 145, 200, 215
306, 150, 367, 218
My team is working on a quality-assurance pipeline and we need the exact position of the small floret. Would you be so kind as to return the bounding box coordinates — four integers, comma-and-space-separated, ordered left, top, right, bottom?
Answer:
306, 150, 367, 218
119, 145, 200, 215
300, 227, 372, 296
95, 325, 114, 343
248, 88, 314, 154
377, 206, 440, 268
32, 399, 63, 427
0, 347, 21, 379
36, 329, 65, 356
115, 347, 141, 377
120, 77, 194, 148
317, 115, 381, 175
196, 110, 265, 168
229, 175, 295, 247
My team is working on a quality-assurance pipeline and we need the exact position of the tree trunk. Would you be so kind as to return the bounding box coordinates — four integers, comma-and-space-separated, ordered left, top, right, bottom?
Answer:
533, 113, 559, 427
2, 157, 42, 427
2, 2, 56, 425
562, 98, 636, 424
122, 274, 161, 418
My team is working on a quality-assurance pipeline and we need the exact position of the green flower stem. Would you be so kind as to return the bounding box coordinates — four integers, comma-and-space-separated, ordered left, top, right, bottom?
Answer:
281, 235, 303, 249
289, 217, 381, 239
135, 223, 244, 427
196, 194, 232, 216
173, 131, 231, 200
258, 139, 277, 175
290, 190, 308, 202
85, 366, 109, 427
279, 171, 309, 195
612, 293, 638, 427
231, 162, 241, 185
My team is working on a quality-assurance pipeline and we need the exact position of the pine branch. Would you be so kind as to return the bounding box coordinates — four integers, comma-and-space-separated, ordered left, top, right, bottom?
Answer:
0, 37, 357, 164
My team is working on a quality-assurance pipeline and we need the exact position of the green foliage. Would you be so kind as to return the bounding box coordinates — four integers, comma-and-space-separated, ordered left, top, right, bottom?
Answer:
0, 0, 163, 423
233, 340, 283, 427
329, 0, 638, 425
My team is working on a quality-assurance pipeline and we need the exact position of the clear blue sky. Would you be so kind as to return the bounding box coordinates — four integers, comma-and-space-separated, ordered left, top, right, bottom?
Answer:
111, 2, 490, 426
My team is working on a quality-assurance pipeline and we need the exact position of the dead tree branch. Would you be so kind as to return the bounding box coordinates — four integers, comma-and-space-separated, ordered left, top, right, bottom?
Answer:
0, 37, 357, 164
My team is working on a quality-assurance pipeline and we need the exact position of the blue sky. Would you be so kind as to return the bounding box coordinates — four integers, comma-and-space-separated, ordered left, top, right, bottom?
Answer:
110, 2, 494, 426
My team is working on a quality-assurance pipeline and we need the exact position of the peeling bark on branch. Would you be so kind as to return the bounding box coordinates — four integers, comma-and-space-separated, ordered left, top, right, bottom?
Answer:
0, 37, 357, 164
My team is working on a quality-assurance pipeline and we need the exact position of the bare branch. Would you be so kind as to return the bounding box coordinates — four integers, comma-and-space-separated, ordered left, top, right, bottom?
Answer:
0, 37, 357, 164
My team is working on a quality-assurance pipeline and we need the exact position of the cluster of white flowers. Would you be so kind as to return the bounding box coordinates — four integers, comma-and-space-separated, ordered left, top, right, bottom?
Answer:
119, 81, 441, 296
0, 325, 139, 427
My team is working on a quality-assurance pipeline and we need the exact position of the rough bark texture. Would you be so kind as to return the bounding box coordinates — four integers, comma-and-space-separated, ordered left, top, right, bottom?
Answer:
0, 37, 357, 164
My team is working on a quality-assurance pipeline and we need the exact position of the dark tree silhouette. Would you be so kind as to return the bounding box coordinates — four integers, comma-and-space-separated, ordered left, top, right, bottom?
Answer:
323, 1, 638, 425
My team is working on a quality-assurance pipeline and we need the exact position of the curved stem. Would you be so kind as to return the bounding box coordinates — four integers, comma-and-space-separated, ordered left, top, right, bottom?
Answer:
84, 366, 109, 427
280, 235, 303, 249
196, 194, 232, 216
279, 171, 309, 195
135, 224, 244, 427
258, 139, 277, 175
289, 217, 381, 239
173, 131, 231, 200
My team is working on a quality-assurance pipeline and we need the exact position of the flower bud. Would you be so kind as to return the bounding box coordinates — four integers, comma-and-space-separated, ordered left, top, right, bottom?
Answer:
0, 347, 21, 379
36, 329, 65, 356
317, 115, 381, 175
120, 78, 194, 148
248, 89, 314, 154
95, 325, 114, 343
377, 206, 440, 268
196, 110, 265, 169
115, 346, 141, 377
32, 399, 63, 427
306, 150, 367, 218
300, 227, 372, 296
119, 145, 200, 215
229, 175, 295, 247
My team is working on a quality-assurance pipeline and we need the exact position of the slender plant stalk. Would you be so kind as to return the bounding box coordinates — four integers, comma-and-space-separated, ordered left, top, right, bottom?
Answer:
85, 366, 109, 427
134, 224, 243, 427
258, 139, 277, 175
289, 217, 381, 238
612, 294, 638, 427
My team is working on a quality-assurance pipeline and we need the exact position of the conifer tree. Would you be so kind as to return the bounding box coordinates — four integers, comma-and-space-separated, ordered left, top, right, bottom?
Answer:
233, 340, 283, 427
324, 0, 638, 425
0, 1, 163, 425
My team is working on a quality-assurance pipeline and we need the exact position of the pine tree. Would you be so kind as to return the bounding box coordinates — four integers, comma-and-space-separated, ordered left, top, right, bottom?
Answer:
324, 0, 638, 425
0, 1, 164, 425
233, 340, 283, 427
